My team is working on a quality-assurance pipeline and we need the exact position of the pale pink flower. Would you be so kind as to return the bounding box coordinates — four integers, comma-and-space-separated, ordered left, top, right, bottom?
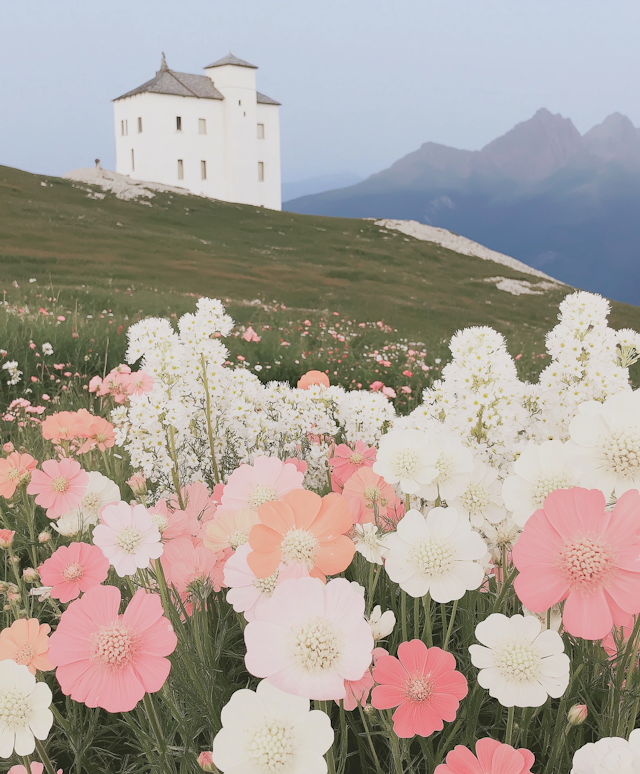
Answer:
244, 576, 374, 700
27, 459, 89, 519
336, 666, 375, 711
221, 456, 304, 511
203, 509, 259, 552
93, 501, 163, 577
161, 537, 220, 594
147, 499, 190, 541
48, 585, 177, 712
223, 543, 308, 622
170, 481, 218, 536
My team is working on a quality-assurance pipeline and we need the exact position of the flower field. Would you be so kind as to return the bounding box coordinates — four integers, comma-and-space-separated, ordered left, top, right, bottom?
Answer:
2, 287, 640, 773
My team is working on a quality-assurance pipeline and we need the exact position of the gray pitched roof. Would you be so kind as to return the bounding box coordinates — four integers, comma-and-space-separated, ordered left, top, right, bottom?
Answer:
114, 69, 224, 101
205, 53, 257, 69
257, 92, 281, 106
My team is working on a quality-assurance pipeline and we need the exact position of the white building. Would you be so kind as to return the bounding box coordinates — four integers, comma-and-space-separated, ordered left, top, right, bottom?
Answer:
113, 53, 281, 210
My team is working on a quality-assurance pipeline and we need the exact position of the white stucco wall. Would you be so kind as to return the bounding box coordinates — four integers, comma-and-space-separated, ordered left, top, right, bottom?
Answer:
113, 63, 282, 210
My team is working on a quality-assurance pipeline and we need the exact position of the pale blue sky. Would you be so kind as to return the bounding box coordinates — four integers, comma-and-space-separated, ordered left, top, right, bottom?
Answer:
1, 0, 639, 183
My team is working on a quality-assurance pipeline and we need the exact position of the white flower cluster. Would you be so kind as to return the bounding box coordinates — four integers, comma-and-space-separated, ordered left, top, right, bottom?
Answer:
2, 359, 22, 385
114, 298, 393, 492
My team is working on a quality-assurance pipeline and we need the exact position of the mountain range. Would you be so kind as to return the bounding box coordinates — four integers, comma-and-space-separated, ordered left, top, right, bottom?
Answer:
284, 109, 640, 305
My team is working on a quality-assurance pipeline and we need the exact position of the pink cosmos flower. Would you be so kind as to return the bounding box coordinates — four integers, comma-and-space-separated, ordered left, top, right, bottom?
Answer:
147, 499, 191, 542
513, 488, 640, 640
93, 501, 163, 577
88, 375, 103, 393
342, 467, 400, 524
27, 459, 89, 519
129, 370, 154, 395
170, 481, 218, 537
9, 765, 62, 774
244, 576, 374, 700
223, 543, 308, 622
221, 456, 304, 511
329, 440, 376, 490
0, 452, 38, 499
161, 537, 220, 594
435, 739, 535, 774
39, 543, 110, 603
0, 529, 15, 548
48, 585, 177, 713
372, 640, 468, 738
336, 666, 375, 711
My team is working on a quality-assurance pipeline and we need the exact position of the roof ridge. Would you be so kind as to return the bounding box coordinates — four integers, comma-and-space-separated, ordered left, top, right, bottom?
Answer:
165, 69, 199, 98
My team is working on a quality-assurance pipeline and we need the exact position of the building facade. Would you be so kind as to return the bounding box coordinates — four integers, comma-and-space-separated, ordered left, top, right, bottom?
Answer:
113, 53, 281, 210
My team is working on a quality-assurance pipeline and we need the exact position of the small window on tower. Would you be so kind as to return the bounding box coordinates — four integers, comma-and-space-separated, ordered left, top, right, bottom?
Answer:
238, 100, 242, 106
258, 162, 264, 182
137, 117, 142, 133
199, 118, 206, 135
257, 123, 265, 139
201, 160, 207, 180
176, 116, 182, 131
121, 120, 125, 136
177, 159, 184, 180
131, 149, 135, 171
125, 120, 129, 135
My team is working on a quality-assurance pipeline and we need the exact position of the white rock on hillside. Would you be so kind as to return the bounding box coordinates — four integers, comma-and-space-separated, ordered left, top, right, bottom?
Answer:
374, 218, 562, 283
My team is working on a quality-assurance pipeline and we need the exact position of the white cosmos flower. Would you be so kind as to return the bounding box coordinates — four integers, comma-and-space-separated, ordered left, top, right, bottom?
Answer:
502, 440, 577, 527
565, 391, 640, 499
352, 523, 387, 564
367, 605, 396, 641
451, 460, 505, 526
212, 679, 334, 774
373, 429, 439, 495
571, 730, 640, 774
469, 613, 570, 707
419, 434, 474, 502
0, 660, 53, 757
383, 507, 487, 602
54, 471, 121, 536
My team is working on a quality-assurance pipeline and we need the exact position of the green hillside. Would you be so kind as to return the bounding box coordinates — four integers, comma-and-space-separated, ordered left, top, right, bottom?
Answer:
2, 163, 640, 342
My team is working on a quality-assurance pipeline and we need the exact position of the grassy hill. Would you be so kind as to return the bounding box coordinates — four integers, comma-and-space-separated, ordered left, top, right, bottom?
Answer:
2, 163, 640, 345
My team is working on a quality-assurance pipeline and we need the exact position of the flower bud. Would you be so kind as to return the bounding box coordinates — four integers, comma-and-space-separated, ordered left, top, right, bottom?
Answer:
7, 592, 20, 602
198, 751, 217, 772
0, 529, 15, 549
127, 472, 147, 497
38, 530, 52, 544
3, 442, 14, 452
567, 704, 588, 726
22, 567, 39, 583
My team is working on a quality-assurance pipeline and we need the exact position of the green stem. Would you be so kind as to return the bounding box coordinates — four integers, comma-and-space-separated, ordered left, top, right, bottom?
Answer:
201, 354, 221, 485
21, 757, 32, 774
21, 489, 38, 569
491, 566, 518, 613
505, 705, 515, 746
401, 591, 407, 642
422, 594, 433, 647
366, 564, 381, 616
388, 711, 404, 773
143, 692, 174, 773
166, 426, 185, 508
357, 704, 383, 774
442, 600, 458, 651
414, 596, 420, 639
33, 739, 57, 774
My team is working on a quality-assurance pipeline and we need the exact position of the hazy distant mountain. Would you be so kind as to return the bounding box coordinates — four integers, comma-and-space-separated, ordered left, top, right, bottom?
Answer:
282, 171, 363, 202
285, 109, 640, 305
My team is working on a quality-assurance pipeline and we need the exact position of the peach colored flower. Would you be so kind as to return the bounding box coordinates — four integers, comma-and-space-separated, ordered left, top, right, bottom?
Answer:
248, 489, 355, 581
297, 370, 330, 389
435, 738, 535, 774
0, 452, 38, 498
78, 415, 116, 453
170, 481, 218, 536
161, 537, 221, 594
221, 456, 304, 512
0, 618, 54, 674
147, 499, 191, 542
342, 467, 399, 524
329, 440, 376, 490
41, 411, 81, 444
203, 509, 259, 552
27, 459, 89, 519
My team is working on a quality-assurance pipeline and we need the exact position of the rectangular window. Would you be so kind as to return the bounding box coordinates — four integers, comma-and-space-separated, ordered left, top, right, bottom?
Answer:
201, 160, 207, 180
199, 118, 206, 135
177, 159, 184, 180
121, 120, 125, 136
137, 117, 142, 133
176, 116, 182, 131
257, 123, 265, 139
125, 119, 128, 135
258, 161, 264, 182
131, 149, 135, 171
